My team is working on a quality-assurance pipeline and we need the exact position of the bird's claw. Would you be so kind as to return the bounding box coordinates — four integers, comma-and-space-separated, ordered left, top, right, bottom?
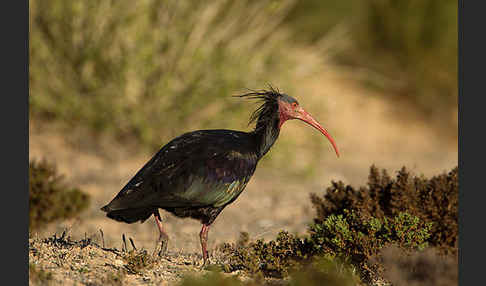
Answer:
199, 249, 211, 269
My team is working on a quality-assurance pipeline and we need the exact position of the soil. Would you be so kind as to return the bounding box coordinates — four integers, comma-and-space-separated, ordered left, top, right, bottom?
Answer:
29, 233, 235, 286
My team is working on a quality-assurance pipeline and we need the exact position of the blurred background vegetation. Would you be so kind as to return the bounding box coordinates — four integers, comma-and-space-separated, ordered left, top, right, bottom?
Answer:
29, 0, 296, 151
29, 0, 457, 158
29, 159, 90, 231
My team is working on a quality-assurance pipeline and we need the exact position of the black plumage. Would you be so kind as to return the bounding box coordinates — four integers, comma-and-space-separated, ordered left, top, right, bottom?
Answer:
101, 87, 339, 264
102, 129, 258, 225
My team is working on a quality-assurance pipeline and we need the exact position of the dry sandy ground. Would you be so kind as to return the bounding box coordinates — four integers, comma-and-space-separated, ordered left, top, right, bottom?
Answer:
29, 67, 457, 285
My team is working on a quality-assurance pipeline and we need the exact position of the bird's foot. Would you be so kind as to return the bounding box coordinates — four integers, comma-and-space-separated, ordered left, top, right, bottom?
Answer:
199, 250, 212, 269
153, 233, 169, 257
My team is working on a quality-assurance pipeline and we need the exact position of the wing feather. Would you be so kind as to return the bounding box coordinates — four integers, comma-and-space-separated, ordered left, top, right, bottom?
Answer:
103, 130, 258, 211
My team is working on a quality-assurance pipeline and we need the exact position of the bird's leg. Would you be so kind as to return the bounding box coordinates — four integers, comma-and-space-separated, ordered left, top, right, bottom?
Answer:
153, 210, 169, 257
199, 224, 210, 266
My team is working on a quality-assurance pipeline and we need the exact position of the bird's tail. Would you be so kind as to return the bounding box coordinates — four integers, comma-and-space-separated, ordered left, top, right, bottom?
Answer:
101, 205, 155, 224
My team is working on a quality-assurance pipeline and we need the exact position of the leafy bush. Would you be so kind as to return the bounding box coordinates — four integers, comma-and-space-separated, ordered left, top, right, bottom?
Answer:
29, 159, 90, 231
218, 231, 313, 278
310, 165, 458, 255
310, 211, 431, 262
217, 165, 458, 284
309, 210, 431, 284
29, 0, 297, 151
219, 210, 430, 283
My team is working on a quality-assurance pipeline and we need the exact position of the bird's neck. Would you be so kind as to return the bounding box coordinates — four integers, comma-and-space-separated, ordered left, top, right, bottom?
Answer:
252, 113, 281, 159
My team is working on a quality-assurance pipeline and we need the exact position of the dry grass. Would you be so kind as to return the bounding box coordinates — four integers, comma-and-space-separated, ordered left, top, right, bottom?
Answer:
28, 233, 210, 285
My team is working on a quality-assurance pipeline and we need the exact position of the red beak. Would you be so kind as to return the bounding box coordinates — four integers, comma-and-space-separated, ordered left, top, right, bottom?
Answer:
296, 108, 340, 157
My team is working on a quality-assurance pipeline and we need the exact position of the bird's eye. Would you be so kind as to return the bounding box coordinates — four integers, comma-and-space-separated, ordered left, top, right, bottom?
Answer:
291, 102, 298, 108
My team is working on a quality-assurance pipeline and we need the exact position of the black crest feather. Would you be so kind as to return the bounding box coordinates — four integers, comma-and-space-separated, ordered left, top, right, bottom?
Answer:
234, 85, 282, 129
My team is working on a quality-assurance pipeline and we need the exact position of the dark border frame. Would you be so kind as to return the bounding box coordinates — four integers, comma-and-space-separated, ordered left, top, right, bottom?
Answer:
4, 0, 29, 283
459, 0, 480, 285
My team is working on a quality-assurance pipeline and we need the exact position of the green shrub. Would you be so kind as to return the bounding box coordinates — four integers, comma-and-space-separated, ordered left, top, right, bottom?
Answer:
219, 210, 430, 283
29, 0, 297, 151
218, 231, 313, 278
217, 165, 457, 284
310, 165, 458, 255
29, 159, 90, 231
310, 211, 431, 261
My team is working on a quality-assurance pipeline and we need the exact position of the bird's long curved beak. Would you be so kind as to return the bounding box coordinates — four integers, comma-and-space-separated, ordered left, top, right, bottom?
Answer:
296, 108, 340, 157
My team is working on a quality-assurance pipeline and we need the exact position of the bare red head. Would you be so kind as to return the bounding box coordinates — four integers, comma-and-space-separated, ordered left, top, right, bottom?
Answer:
277, 94, 340, 157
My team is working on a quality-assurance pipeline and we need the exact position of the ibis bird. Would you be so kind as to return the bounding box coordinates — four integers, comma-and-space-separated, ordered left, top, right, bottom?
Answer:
101, 88, 339, 265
